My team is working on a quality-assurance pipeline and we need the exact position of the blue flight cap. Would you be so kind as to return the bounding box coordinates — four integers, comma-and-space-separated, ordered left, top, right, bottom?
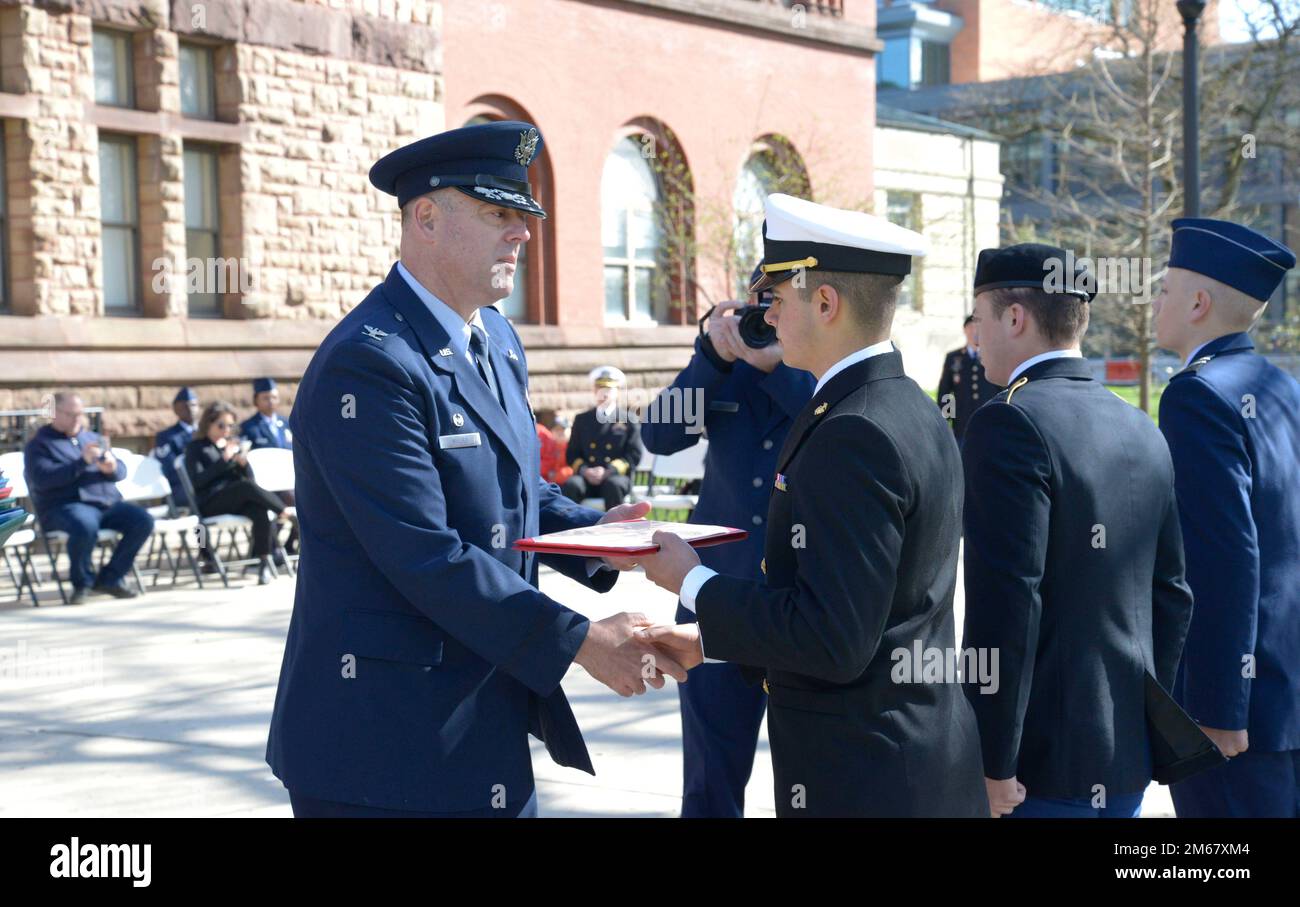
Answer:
174, 386, 198, 404
974, 243, 1095, 301
253, 377, 277, 395
1168, 218, 1296, 302
369, 120, 547, 218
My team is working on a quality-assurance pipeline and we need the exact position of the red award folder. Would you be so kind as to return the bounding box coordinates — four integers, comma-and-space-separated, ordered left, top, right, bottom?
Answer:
513, 518, 748, 557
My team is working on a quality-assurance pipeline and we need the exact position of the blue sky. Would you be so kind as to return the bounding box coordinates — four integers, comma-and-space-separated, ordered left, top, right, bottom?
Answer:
1218, 0, 1287, 42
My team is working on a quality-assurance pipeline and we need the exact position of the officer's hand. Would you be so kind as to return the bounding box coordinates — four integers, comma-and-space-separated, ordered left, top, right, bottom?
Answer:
629, 531, 700, 595
585, 466, 606, 484
736, 339, 784, 374
985, 776, 1026, 817
597, 499, 651, 525
82, 443, 101, 464
636, 623, 704, 673
1199, 726, 1249, 758
574, 611, 688, 697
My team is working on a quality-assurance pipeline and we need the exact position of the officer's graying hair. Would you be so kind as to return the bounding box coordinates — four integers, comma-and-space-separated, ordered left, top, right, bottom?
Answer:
986, 286, 1090, 346
794, 271, 903, 336
401, 189, 453, 227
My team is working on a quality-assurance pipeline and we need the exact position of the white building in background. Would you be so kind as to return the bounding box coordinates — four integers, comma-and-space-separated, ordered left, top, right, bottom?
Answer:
875, 104, 1003, 387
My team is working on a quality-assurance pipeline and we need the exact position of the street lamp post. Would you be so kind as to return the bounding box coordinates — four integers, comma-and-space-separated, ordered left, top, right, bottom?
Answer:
1177, 0, 1207, 217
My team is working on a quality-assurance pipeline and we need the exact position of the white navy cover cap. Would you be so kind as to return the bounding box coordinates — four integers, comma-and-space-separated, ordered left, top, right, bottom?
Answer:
749, 193, 928, 293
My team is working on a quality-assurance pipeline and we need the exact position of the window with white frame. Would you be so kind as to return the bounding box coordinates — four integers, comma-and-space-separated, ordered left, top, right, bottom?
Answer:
602, 136, 665, 323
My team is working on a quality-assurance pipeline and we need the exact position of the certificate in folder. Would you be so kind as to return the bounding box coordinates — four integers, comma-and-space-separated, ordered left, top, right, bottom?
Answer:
514, 519, 747, 557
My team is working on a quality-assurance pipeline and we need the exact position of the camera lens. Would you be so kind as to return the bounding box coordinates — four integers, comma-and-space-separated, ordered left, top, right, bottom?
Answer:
738, 304, 776, 349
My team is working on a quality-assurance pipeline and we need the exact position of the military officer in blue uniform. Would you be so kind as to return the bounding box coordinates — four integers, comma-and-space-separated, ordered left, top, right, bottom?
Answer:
633, 194, 988, 817
958, 244, 1216, 818
266, 121, 686, 818
640, 266, 815, 818
936, 315, 998, 441
153, 386, 199, 510
240, 378, 292, 450
1153, 218, 1300, 818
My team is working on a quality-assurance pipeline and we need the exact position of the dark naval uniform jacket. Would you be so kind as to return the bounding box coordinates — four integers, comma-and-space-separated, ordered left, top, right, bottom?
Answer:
691, 348, 988, 817
565, 408, 642, 477
1159, 332, 1300, 753
961, 355, 1200, 799
266, 264, 619, 813
936, 346, 999, 441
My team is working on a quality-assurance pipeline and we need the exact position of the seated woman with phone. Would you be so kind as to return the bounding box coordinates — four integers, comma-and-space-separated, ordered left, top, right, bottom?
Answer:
184, 401, 289, 585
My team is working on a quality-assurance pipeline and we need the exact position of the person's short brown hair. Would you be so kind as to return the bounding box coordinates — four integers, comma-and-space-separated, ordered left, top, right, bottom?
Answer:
534, 408, 558, 428
986, 286, 1090, 346
793, 271, 903, 336
197, 401, 238, 438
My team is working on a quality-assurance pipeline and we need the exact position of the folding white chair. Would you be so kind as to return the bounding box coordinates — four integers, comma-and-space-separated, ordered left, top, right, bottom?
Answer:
245, 447, 296, 576
116, 452, 205, 588
644, 439, 708, 520
173, 453, 256, 588
0, 451, 40, 606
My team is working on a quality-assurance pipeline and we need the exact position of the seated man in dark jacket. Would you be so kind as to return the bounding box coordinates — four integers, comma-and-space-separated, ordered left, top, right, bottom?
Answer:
186, 401, 288, 585
24, 392, 153, 603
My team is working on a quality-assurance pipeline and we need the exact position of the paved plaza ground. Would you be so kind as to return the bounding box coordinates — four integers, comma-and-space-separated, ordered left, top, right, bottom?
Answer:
0, 554, 1174, 817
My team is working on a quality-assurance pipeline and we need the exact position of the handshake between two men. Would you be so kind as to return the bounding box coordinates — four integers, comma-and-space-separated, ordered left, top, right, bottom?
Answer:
570, 505, 709, 698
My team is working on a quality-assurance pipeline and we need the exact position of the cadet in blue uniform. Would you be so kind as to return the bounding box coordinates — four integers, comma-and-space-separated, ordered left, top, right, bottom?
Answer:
936, 315, 998, 441
265, 122, 685, 818
152, 386, 199, 510
561, 367, 641, 509
633, 194, 988, 818
1153, 218, 1300, 818
240, 378, 292, 450
639, 267, 815, 818
959, 244, 1216, 818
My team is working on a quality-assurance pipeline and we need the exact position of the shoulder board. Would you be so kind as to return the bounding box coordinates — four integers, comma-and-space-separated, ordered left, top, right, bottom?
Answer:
1003, 375, 1029, 403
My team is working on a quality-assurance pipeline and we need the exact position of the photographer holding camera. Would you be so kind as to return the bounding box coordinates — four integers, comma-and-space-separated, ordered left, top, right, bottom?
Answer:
640, 264, 815, 817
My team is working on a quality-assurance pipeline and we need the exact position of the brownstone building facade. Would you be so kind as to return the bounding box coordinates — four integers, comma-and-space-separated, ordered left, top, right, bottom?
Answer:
0, 0, 884, 449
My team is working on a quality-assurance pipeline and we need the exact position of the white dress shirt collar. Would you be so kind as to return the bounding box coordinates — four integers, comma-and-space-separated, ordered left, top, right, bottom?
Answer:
397, 261, 487, 364
814, 340, 895, 396
1007, 348, 1083, 385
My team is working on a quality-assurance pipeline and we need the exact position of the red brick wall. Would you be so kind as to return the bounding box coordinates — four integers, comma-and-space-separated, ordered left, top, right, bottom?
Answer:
442, 0, 878, 327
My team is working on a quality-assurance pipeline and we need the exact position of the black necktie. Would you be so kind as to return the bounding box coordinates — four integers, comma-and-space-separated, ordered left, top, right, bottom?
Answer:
468, 324, 501, 406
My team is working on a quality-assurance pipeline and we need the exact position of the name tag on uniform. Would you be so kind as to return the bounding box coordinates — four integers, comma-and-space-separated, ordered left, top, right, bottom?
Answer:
438, 432, 482, 450
708, 401, 740, 413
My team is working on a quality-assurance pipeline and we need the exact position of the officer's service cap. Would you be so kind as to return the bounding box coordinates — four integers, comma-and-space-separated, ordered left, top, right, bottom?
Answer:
174, 386, 198, 404
369, 121, 547, 218
749, 194, 928, 294
589, 366, 625, 388
253, 377, 277, 395
974, 243, 1095, 302
1168, 217, 1295, 302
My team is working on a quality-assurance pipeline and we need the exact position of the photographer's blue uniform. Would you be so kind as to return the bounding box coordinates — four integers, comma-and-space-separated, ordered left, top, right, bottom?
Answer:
641, 330, 814, 817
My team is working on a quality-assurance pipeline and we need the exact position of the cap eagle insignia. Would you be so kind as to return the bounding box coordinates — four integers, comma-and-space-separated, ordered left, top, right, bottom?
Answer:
514, 127, 540, 166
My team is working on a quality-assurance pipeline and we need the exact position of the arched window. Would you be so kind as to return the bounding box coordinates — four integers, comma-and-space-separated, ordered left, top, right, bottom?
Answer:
602, 136, 667, 323
732, 153, 779, 298
732, 139, 811, 298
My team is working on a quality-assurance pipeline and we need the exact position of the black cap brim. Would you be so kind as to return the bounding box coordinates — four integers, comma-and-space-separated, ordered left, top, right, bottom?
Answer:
453, 185, 547, 219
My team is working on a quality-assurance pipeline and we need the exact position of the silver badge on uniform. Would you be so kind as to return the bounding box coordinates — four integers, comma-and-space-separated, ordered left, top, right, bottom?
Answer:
438, 432, 482, 450
452, 413, 464, 427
